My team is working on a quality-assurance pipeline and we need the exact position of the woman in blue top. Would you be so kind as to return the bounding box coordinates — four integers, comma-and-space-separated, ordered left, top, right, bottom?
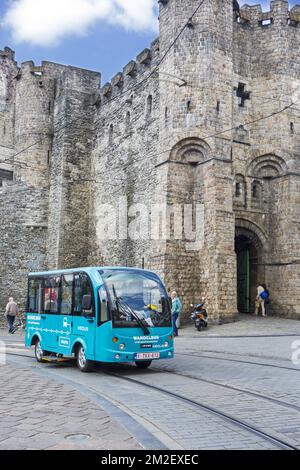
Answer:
171, 291, 182, 337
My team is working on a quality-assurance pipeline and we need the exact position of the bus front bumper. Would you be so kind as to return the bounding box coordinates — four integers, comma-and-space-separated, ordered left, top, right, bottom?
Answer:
104, 348, 174, 362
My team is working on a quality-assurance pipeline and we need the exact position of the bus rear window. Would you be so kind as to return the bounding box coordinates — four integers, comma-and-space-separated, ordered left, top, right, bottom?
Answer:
28, 278, 43, 313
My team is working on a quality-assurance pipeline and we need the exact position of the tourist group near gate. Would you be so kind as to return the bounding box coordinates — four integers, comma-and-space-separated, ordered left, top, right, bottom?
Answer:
0, 0, 300, 458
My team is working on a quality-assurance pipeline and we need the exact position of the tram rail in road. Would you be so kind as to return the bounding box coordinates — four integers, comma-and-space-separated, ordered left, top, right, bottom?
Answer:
102, 369, 298, 451
4, 350, 300, 451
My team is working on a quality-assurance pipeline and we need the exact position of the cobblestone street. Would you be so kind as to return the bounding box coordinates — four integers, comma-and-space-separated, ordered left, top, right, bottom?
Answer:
0, 363, 142, 450
1, 315, 300, 450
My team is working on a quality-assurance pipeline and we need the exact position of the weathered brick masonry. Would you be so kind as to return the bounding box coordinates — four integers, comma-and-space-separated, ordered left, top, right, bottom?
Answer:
0, 0, 300, 323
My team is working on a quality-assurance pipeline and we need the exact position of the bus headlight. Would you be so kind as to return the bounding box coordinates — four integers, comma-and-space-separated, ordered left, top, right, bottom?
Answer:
112, 337, 118, 343
164, 341, 169, 347
115, 354, 120, 360
119, 343, 125, 350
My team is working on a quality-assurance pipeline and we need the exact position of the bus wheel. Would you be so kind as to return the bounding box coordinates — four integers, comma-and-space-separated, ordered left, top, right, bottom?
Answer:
34, 339, 46, 363
135, 361, 152, 369
76, 345, 93, 373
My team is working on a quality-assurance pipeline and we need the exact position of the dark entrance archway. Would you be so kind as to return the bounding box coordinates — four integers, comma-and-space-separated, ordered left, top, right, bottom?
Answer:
235, 224, 265, 314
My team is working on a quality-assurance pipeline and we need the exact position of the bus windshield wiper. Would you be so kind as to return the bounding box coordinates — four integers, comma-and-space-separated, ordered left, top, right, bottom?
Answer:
112, 285, 150, 336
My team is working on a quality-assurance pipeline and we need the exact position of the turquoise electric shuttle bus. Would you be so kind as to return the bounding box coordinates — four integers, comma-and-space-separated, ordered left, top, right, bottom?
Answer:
25, 267, 174, 372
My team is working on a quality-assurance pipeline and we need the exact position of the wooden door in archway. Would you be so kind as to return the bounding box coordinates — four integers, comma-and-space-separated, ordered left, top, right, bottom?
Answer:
236, 246, 250, 313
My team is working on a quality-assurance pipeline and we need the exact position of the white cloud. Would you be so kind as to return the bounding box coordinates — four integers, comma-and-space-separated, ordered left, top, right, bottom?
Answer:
2, 0, 158, 46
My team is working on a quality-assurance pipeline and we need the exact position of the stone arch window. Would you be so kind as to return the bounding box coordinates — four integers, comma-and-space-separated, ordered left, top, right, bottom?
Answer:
125, 111, 131, 134
108, 124, 114, 145
169, 137, 211, 165
247, 155, 288, 212
234, 174, 246, 207
146, 95, 153, 118
167, 138, 211, 210
247, 154, 287, 179
251, 180, 263, 207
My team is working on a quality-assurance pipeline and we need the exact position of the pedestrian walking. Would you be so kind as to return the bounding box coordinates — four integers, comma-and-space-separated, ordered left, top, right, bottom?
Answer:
261, 283, 270, 316
254, 284, 267, 317
5, 297, 19, 334
171, 291, 182, 337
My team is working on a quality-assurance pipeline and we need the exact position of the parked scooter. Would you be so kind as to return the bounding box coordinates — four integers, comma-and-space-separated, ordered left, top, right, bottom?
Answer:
190, 298, 208, 331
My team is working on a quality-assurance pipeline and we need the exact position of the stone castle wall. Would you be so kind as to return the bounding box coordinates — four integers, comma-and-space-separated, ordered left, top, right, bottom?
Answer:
88, 39, 161, 271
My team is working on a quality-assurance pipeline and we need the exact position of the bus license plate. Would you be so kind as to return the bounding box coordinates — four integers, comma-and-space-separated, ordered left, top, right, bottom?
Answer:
135, 352, 160, 360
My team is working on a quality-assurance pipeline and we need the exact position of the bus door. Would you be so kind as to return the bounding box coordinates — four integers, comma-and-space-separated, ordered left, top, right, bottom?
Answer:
58, 273, 74, 353
72, 273, 96, 359
95, 284, 110, 361
43, 276, 60, 351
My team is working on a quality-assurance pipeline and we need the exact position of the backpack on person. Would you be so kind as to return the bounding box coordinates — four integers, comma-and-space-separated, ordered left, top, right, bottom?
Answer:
260, 290, 269, 300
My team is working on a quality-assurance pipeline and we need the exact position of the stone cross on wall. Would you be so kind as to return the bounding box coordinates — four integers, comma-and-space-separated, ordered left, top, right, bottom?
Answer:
235, 82, 251, 107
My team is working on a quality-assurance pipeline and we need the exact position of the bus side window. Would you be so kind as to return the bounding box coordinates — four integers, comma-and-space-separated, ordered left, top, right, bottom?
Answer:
73, 273, 94, 317
44, 277, 60, 314
98, 285, 109, 325
43, 278, 51, 313
61, 274, 73, 315
28, 278, 43, 313
81, 274, 94, 317
73, 274, 82, 316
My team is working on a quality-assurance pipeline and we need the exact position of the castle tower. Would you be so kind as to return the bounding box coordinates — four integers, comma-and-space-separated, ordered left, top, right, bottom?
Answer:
14, 61, 55, 187
0, 58, 54, 311
0, 47, 18, 167
45, 63, 100, 270
155, 0, 300, 320
231, 0, 300, 318
155, 0, 237, 322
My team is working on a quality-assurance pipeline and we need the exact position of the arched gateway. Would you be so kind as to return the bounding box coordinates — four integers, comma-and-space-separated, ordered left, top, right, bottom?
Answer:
235, 219, 268, 314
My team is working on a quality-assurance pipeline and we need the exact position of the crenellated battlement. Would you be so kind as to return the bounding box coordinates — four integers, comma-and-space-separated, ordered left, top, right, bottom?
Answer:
99, 38, 159, 102
0, 46, 15, 62
17, 59, 100, 98
20, 61, 45, 78
237, 1, 300, 27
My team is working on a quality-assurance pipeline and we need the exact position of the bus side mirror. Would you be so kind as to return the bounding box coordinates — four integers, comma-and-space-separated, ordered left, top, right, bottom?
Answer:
82, 295, 92, 312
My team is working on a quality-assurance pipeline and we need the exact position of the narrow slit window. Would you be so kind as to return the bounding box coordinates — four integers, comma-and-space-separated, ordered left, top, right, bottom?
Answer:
146, 95, 153, 117
165, 107, 169, 127
235, 183, 242, 197
125, 111, 130, 133
109, 124, 114, 145
252, 181, 261, 199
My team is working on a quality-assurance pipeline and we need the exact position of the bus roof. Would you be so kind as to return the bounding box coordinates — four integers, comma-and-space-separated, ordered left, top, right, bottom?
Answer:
28, 266, 158, 277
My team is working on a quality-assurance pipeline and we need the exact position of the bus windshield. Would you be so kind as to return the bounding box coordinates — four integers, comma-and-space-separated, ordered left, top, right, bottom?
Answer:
100, 270, 171, 329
